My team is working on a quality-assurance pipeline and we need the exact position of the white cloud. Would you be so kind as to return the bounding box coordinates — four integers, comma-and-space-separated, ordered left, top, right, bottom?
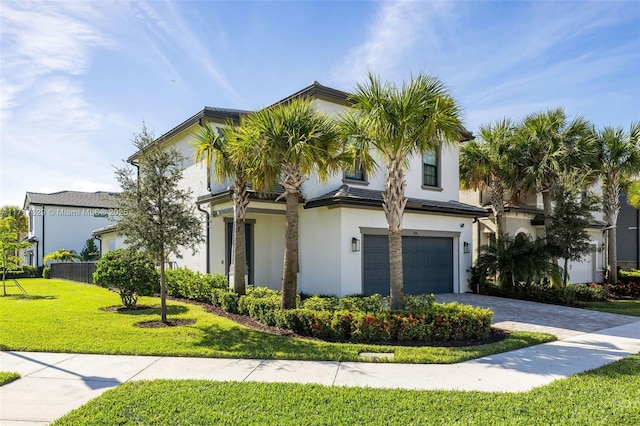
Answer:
332, 0, 454, 86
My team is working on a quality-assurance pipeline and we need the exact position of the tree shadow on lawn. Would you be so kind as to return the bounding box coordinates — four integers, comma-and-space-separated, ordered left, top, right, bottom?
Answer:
2, 294, 56, 301
102, 304, 189, 316
192, 323, 359, 360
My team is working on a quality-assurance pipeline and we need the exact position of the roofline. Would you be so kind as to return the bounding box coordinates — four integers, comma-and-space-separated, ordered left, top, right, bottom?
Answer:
304, 197, 489, 217
127, 107, 249, 163
270, 81, 353, 108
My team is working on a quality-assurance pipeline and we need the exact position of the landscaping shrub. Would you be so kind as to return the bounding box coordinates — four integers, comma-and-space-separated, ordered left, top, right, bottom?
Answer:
5, 266, 42, 279
402, 294, 436, 312
606, 281, 640, 299
337, 294, 384, 313
618, 269, 640, 285
302, 295, 339, 311
93, 249, 158, 308
482, 280, 608, 305
211, 288, 239, 313
42, 266, 51, 279
165, 267, 228, 302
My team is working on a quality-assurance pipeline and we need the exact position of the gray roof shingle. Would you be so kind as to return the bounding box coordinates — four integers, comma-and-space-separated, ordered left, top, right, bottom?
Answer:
25, 191, 119, 209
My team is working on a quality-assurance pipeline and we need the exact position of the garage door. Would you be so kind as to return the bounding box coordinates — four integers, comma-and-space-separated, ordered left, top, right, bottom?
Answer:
362, 235, 453, 296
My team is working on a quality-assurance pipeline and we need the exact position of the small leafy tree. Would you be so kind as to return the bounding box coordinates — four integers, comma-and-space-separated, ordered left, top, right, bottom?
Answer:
79, 238, 100, 261
0, 217, 31, 295
629, 180, 640, 208
115, 124, 204, 322
93, 249, 158, 308
546, 173, 600, 286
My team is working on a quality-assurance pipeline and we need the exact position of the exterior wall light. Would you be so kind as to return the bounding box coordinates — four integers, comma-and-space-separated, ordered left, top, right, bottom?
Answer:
352, 237, 360, 252
463, 242, 470, 254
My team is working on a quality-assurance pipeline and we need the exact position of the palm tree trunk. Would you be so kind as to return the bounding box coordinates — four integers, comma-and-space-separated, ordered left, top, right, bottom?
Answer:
543, 189, 561, 287
490, 178, 505, 239
231, 181, 249, 295
604, 174, 621, 283
382, 158, 407, 310
281, 191, 299, 309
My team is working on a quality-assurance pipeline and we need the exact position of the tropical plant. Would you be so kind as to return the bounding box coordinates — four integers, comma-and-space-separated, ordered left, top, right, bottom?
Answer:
79, 238, 100, 261
476, 232, 551, 291
228, 98, 342, 309
194, 122, 250, 294
42, 248, 79, 265
340, 73, 464, 309
115, 123, 205, 322
595, 122, 640, 282
0, 206, 28, 238
460, 118, 518, 237
93, 248, 158, 308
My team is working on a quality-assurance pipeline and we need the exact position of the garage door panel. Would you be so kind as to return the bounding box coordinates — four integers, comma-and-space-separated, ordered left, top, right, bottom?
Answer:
363, 235, 453, 296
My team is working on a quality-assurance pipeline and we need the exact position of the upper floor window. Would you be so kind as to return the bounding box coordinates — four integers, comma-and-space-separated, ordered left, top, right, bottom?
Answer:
422, 148, 439, 187
344, 157, 367, 183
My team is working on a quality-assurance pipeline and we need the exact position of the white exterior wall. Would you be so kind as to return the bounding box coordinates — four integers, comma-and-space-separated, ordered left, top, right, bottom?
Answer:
98, 232, 127, 255
26, 205, 114, 266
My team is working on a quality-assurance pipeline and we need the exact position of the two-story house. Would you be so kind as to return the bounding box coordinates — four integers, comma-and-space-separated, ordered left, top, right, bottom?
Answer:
23, 191, 119, 267
618, 193, 640, 270
125, 82, 488, 297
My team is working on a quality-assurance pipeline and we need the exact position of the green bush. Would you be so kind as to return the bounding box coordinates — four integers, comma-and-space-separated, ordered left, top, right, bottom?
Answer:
483, 280, 608, 304
5, 266, 41, 279
619, 269, 640, 284
337, 294, 384, 313
211, 288, 240, 313
302, 295, 339, 311
93, 249, 158, 308
42, 266, 51, 279
402, 294, 436, 312
165, 268, 228, 302
606, 281, 640, 298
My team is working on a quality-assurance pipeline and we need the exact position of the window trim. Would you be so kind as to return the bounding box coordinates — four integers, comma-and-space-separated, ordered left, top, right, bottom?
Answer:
343, 157, 369, 185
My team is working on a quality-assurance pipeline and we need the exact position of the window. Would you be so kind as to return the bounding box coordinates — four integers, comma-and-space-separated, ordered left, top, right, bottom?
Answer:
344, 157, 366, 182
422, 149, 439, 187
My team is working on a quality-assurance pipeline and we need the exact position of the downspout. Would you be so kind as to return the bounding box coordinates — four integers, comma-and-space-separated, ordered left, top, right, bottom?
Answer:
41, 206, 45, 267
94, 235, 102, 258
196, 203, 211, 274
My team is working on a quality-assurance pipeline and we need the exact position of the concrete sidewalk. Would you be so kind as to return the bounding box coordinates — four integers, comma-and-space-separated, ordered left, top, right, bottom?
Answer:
1, 320, 639, 425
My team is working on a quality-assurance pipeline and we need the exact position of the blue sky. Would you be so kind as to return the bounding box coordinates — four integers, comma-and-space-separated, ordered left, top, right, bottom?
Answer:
1, 0, 639, 207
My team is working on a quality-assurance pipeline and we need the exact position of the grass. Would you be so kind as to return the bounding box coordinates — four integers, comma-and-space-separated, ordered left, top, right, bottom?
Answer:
53, 353, 640, 425
0, 371, 20, 386
581, 299, 640, 316
0, 279, 554, 364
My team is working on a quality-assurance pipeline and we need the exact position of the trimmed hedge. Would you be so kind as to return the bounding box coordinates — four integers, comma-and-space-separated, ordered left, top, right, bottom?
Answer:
212, 287, 493, 343
484, 281, 608, 305
165, 268, 227, 303
619, 269, 640, 284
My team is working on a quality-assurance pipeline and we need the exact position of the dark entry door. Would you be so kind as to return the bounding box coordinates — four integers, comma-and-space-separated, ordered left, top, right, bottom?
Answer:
226, 222, 253, 284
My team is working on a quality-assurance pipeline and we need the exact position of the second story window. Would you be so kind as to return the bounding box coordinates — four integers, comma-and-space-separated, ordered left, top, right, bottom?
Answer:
344, 157, 367, 183
423, 149, 439, 187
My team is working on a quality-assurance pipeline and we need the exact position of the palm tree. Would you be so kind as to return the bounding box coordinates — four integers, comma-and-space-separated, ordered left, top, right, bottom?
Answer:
340, 73, 463, 309
229, 98, 342, 309
460, 118, 517, 238
515, 108, 595, 232
596, 122, 640, 282
194, 122, 251, 294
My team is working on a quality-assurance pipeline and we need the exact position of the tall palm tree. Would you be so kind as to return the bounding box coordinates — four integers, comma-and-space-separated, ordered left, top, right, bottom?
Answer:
228, 98, 342, 309
515, 108, 595, 232
596, 122, 640, 282
340, 73, 463, 309
460, 118, 517, 238
194, 122, 251, 295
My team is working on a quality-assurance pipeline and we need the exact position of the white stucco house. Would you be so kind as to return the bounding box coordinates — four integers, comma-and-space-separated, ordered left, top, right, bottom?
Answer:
23, 191, 119, 267
459, 187, 607, 284
124, 82, 488, 297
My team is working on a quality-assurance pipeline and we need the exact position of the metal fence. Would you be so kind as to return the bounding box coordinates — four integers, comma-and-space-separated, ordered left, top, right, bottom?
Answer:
50, 262, 97, 284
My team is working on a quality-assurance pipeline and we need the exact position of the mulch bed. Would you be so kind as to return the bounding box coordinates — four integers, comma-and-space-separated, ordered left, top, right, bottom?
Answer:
100, 305, 156, 312
134, 319, 197, 328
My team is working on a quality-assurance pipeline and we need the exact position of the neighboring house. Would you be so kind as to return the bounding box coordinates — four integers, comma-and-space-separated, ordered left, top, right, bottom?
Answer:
125, 81, 488, 297
617, 193, 640, 270
23, 191, 119, 267
92, 224, 127, 256
459, 188, 607, 283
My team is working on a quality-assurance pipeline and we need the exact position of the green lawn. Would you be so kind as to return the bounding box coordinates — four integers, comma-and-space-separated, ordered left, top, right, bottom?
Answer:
0, 279, 554, 364
0, 371, 20, 386
581, 299, 640, 316
53, 353, 640, 425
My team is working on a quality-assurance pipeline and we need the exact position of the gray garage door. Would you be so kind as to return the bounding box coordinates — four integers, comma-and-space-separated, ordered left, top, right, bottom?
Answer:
362, 235, 453, 296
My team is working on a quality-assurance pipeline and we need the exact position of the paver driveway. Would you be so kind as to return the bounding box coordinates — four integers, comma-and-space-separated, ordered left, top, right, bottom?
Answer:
436, 293, 639, 339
